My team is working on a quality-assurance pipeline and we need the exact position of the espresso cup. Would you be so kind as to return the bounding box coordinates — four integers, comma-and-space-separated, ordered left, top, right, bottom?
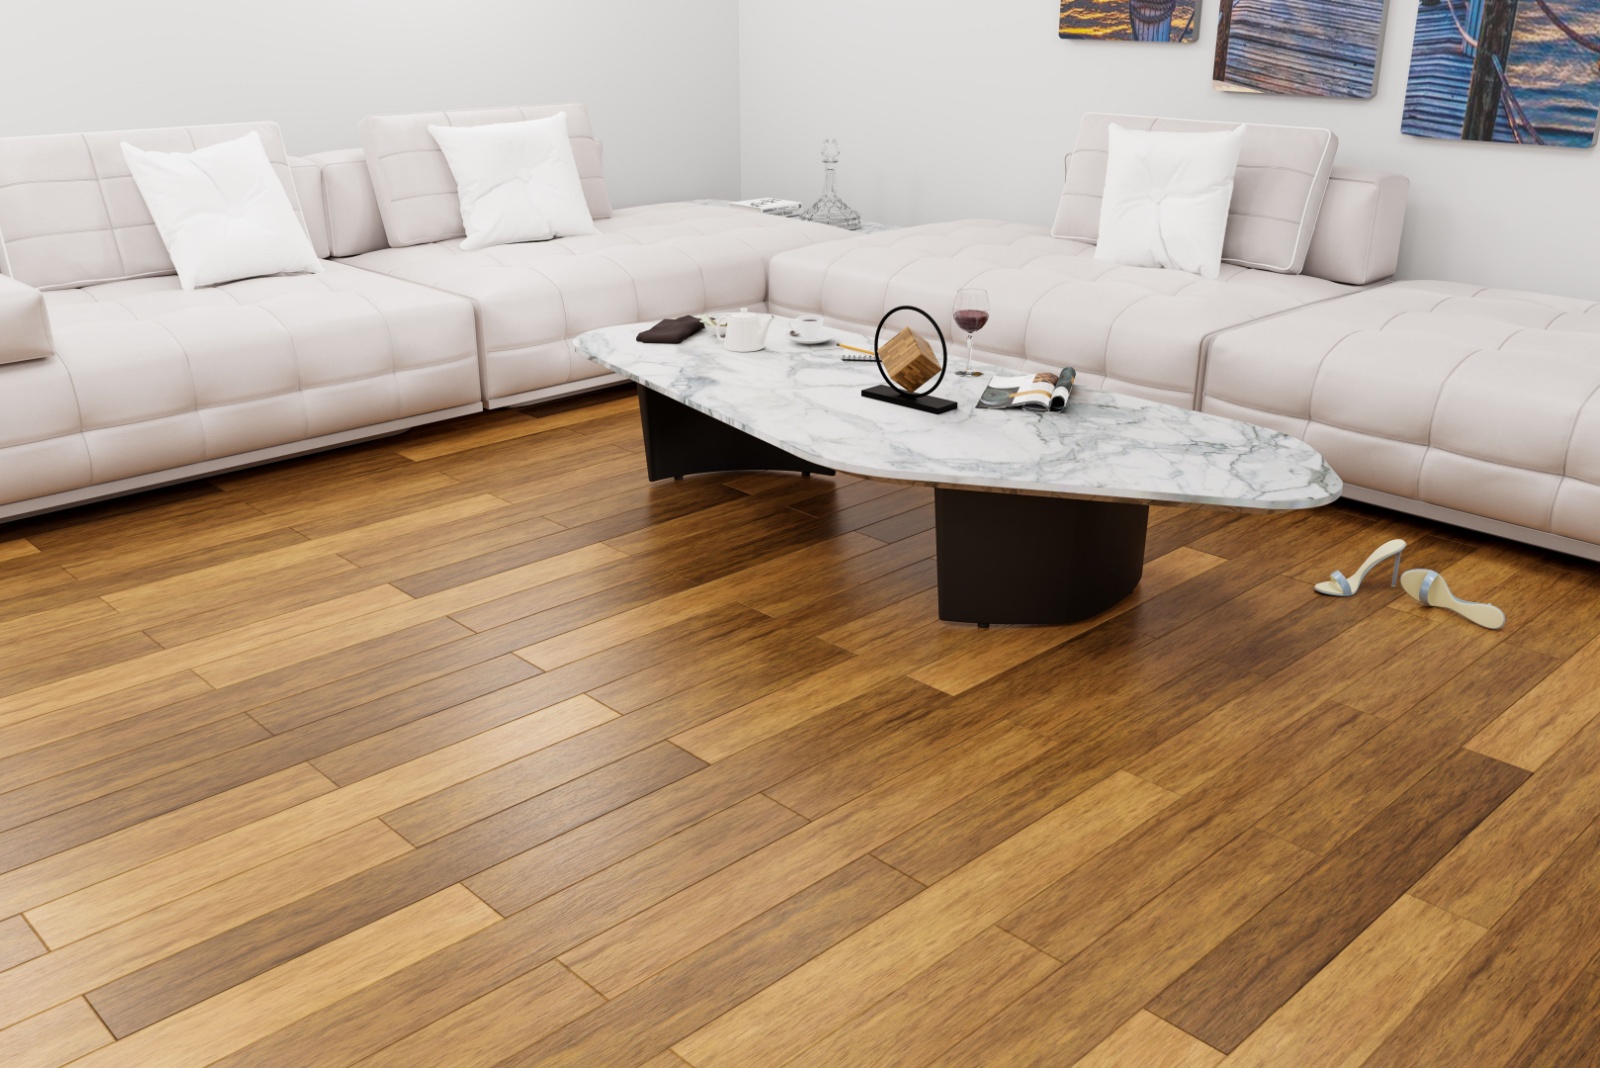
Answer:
793, 315, 828, 343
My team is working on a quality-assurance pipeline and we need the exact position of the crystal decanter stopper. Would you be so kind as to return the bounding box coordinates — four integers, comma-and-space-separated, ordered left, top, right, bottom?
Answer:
800, 139, 861, 230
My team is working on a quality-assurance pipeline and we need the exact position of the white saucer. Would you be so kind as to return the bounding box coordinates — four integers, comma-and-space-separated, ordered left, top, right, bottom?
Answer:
789, 331, 837, 346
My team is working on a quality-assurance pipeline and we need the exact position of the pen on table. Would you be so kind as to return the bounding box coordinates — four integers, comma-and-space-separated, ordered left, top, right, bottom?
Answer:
838, 343, 875, 356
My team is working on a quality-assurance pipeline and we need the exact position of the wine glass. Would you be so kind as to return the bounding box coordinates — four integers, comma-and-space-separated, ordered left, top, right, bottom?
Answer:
953, 289, 989, 377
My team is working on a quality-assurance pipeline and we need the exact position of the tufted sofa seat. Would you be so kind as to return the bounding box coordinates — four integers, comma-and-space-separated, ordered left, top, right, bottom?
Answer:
767, 220, 1355, 408
0, 121, 482, 523
1203, 281, 1600, 557
312, 103, 851, 408
337, 202, 849, 406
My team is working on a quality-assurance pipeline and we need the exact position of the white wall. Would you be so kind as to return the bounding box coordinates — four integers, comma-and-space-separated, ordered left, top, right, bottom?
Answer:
738, 0, 1600, 297
0, 0, 743, 208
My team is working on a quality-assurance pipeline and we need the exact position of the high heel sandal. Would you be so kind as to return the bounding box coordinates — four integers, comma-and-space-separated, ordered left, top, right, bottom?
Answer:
1400, 569, 1506, 630
1315, 538, 1406, 597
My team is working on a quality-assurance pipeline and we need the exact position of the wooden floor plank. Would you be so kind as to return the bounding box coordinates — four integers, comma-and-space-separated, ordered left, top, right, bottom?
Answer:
78, 886, 498, 1065
782, 927, 1059, 1068
0, 998, 114, 1068
2, 390, 1597, 1066
676, 771, 1177, 1068
1149, 748, 1526, 1052
1219, 894, 1483, 1068
1072, 1012, 1223, 1068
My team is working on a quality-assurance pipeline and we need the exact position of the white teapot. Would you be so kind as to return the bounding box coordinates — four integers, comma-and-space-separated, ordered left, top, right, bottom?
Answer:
722, 308, 771, 353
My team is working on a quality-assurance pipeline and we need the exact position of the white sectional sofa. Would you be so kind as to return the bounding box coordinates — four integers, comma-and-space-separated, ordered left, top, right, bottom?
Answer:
767, 114, 1411, 409
1205, 281, 1600, 560
0, 107, 847, 523
0, 122, 482, 524
305, 104, 850, 408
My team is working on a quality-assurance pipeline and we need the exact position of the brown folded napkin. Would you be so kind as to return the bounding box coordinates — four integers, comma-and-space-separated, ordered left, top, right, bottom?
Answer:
637, 316, 705, 344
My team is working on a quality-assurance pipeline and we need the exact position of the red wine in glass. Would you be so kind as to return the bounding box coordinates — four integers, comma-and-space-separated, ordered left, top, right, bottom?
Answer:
953, 289, 989, 377
954, 309, 989, 333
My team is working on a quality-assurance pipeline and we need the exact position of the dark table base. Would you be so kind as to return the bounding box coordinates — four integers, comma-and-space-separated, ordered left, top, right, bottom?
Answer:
634, 386, 1148, 625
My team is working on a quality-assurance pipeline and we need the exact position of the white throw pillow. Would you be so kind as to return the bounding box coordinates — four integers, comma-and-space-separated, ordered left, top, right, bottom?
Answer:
1094, 124, 1244, 280
429, 113, 599, 250
120, 132, 323, 290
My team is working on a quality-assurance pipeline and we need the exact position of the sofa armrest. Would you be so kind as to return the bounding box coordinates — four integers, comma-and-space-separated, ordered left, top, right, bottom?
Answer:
0, 274, 54, 366
306, 148, 390, 258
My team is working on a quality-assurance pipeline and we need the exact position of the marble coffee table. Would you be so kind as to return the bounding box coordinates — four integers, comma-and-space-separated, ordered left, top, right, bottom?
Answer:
575, 319, 1341, 626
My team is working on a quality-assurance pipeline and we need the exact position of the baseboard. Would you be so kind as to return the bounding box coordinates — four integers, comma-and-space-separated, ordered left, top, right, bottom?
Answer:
0, 402, 484, 527
487, 373, 628, 410
1342, 484, 1600, 564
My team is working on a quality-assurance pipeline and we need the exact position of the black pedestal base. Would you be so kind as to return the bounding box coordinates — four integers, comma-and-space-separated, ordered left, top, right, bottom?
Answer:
860, 384, 957, 415
933, 488, 1147, 626
636, 386, 834, 482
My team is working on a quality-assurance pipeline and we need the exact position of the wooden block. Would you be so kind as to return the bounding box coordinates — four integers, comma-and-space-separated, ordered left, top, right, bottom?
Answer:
0, 998, 112, 1068
675, 771, 1177, 1068
1070, 1012, 1222, 1068
1221, 895, 1484, 1068
878, 326, 941, 392
781, 928, 1059, 1068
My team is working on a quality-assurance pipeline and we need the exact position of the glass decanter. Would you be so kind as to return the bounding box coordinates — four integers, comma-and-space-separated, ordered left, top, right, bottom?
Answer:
800, 139, 861, 230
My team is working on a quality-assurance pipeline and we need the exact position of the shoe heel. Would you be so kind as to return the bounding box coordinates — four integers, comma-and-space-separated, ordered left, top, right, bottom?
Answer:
1389, 551, 1403, 587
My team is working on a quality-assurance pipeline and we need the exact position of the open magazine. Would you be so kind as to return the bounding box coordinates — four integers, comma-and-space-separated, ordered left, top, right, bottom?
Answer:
977, 367, 1076, 411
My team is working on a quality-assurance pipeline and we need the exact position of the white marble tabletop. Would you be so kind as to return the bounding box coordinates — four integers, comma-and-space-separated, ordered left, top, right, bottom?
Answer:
575, 318, 1342, 511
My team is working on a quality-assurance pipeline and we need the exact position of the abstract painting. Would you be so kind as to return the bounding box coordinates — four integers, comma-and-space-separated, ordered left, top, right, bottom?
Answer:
1060, 0, 1200, 42
1402, 0, 1600, 146
1213, 0, 1388, 97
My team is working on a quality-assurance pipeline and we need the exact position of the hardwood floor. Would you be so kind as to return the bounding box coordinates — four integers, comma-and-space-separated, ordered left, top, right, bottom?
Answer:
1, 387, 1598, 1066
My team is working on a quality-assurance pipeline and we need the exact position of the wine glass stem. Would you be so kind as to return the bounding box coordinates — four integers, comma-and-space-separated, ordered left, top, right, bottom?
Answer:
965, 334, 974, 375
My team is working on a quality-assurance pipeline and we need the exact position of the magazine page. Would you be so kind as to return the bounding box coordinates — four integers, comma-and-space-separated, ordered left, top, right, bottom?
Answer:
1048, 366, 1077, 411
978, 372, 1059, 410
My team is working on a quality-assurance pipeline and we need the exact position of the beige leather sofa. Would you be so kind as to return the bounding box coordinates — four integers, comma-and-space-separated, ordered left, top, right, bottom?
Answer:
0, 122, 482, 524
767, 114, 1410, 408
1204, 281, 1600, 561
306, 103, 851, 408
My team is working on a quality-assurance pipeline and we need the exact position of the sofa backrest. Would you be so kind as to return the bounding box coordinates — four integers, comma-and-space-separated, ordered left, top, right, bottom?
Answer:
0, 122, 313, 290
1053, 113, 1338, 278
357, 103, 612, 250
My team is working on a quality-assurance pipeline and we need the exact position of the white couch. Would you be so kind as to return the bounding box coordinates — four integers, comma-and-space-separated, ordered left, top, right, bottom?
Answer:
1205, 281, 1600, 560
767, 114, 1410, 408
308, 103, 852, 408
0, 122, 481, 524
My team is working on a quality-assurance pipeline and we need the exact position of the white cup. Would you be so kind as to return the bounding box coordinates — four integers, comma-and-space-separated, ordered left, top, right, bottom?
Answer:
792, 314, 828, 343
723, 309, 771, 353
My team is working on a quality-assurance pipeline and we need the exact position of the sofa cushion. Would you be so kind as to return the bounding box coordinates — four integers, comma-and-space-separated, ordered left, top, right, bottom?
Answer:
766, 220, 1353, 408
0, 123, 313, 290
1053, 113, 1337, 276
0, 262, 479, 506
359, 103, 611, 250
1202, 280, 1600, 542
338, 202, 850, 404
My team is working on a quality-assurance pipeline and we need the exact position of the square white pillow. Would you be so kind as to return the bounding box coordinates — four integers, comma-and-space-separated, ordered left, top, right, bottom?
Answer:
1094, 124, 1244, 280
120, 132, 323, 290
429, 113, 599, 250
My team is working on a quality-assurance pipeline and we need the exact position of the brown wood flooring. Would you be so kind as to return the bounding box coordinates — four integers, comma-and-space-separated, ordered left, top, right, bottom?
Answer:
1, 387, 1598, 1066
